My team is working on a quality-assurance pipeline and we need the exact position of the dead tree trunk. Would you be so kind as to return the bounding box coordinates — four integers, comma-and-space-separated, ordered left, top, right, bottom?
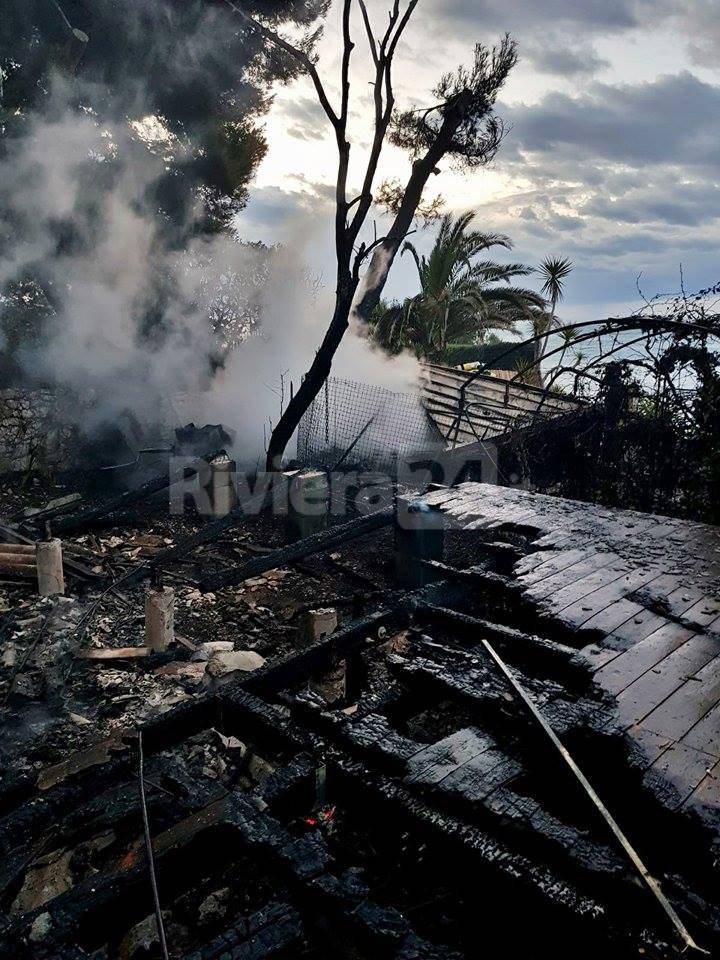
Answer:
266, 283, 356, 468
265, 99, 472, 470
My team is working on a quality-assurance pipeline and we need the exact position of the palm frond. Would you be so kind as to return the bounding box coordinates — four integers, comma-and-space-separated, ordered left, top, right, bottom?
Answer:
538, 255, 573, 305
371, 212, 561, 361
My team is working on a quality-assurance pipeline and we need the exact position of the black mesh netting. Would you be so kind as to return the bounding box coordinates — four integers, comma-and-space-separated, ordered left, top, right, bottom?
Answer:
297, 377, 443, 471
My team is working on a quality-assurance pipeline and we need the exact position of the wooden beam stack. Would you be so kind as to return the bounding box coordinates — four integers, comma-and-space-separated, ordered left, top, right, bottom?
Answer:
0, 543, 37, 579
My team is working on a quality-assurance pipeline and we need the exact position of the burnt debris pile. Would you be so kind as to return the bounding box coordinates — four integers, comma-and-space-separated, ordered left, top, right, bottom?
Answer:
0, 470, 717, 959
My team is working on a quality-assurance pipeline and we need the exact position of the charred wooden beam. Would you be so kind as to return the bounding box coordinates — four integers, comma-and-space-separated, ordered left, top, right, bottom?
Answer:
0, 524, 99, 582
50, 455, 216, 535
243, 608, 400, 697
199, 508, 394, 593
0, 543, 36, 579
422, 558, 518, 592
414, 602, 582, 678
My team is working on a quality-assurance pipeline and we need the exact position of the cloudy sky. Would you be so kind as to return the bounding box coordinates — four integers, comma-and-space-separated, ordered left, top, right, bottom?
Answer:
236, 0, 720, 326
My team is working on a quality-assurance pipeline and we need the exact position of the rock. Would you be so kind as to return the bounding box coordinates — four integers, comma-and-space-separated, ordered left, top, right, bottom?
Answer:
28, 912, 52, 942
69, 712, 92, 726
193, 640, 234, 661
197, 888, 230, 925
2, 642, 17, 667
204, 650, 266, 681
11, 848, 74, 916
119, 912, 169, 960
153, 662, 206, 682
215, 731, 247, 754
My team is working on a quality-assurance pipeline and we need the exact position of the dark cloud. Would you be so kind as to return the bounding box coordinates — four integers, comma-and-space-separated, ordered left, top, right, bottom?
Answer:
431, 0, 648, 31
503, 72, 720, 168
675, 0, 720, 67
466, 68, 720, 273
524, 43, 609, 77
584, 182, 720, 227
241, 179, 334, 232
426, 1, 720, 81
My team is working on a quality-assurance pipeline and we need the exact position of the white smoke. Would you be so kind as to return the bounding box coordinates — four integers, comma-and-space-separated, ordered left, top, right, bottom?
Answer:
1, 83, 421, 469
190, 236, 422, 468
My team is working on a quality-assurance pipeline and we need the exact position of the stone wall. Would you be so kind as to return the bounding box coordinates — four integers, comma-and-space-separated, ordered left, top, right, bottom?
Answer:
0, 389, 75, 475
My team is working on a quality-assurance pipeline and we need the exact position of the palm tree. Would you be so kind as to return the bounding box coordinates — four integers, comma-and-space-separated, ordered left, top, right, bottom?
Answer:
370, 212, 545, 361
534, 256, 573, 379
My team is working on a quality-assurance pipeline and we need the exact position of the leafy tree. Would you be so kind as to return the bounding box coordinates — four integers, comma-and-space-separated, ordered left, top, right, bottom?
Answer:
0, 0, 328, 385
370, 212, 544, 360
0, 0, 329, 233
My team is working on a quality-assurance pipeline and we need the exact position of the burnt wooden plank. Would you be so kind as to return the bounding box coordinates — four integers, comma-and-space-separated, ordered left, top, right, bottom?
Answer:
464, 516, 499, 531
576, 641, 626, 673
580, 571, 686, 640
531, 531, 577, 549
630, 580, 707, 625
422, 488, 463, 508
680, 596, 720, 632
626, 724, 674, 768
594, 622, 695, 695
438, 749, 522, 802
554, 566, 666, 630
637, 646, 720, 742
681, 696, 720, 756
611, 608, 674, 646
514, 548, 561, 576
643, 742, 718, 810
456, 503, 539, 528
405, 728, 492, 786
530, 560, 632, 612
579, 598, 653, 638
617, 634, 720, 729
681, 758, 720, 827
515, 547, 596, 586
522, 552, 623, 603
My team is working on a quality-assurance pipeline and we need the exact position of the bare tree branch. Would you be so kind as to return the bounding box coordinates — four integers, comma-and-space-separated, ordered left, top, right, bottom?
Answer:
222, 0, 340, 128
386, 0, 420, 64
340, 0, 354, 126
357, 0, 379, 66
352, 227, 416, 283
347, 0, 419, 244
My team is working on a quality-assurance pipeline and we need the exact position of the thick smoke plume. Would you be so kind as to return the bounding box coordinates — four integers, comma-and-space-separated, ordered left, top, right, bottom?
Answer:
0, 80, 420, 468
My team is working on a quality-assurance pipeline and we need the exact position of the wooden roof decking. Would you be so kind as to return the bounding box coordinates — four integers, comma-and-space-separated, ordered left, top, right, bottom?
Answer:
423, 482, 720, 834
421, 363, 582, 448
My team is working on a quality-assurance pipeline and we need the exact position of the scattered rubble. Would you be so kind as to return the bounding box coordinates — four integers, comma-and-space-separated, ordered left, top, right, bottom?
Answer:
0, 474, 717, 959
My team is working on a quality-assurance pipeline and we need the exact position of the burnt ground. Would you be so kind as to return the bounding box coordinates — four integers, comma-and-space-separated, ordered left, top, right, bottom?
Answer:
0, 478, 401, 773
0, 476, 717, 960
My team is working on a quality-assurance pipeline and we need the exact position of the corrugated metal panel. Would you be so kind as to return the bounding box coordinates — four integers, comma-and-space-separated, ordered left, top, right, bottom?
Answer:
421, 363, 581, 447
